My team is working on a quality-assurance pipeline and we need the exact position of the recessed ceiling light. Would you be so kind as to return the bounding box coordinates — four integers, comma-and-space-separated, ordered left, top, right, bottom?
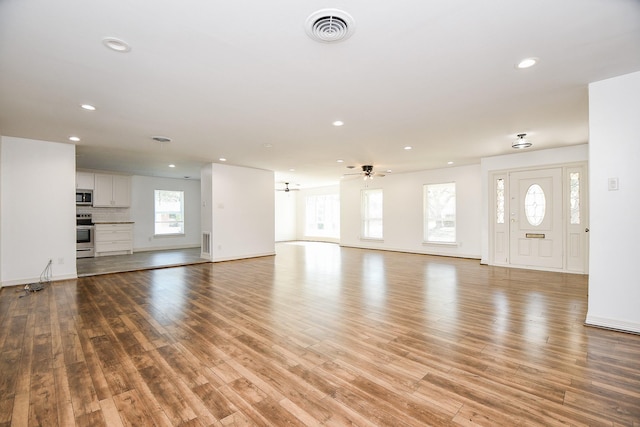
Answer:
263, 143, 273, 148
219, 158, 227, 162
516, 57, 538, 69
102, 37, 131, 53
332, 120, 344, 127
69, 136, 80, 142
447, 161, 454, 165
168, 164, 176, 168
289, 168, 295, 172
404, 146, 412, 150
337, 159, 344, 163
81, 104, 96, 111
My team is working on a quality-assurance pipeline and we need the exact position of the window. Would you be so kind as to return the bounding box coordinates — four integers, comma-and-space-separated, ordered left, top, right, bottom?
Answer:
361, 189, 383, 239
524, 184, 545, 226
154, 190, 184, 235
305, 194, 340, 238
424, 182, 456, 243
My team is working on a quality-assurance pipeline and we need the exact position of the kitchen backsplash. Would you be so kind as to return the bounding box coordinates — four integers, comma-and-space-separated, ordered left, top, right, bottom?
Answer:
77, 206, 131, 222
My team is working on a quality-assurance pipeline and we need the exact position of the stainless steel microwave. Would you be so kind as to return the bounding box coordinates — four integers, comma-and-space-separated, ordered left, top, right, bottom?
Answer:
76, 190, 93, 206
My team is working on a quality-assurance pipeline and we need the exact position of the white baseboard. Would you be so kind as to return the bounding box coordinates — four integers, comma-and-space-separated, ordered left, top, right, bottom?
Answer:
585, 314, 640, 335
210, 251, 276, 263
133, 244, 200, 252
1, 273, 78, 288
339, 243, 481, 260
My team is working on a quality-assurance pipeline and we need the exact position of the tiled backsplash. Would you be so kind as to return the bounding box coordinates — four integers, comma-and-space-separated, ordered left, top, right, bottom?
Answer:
77, 206, 131, 222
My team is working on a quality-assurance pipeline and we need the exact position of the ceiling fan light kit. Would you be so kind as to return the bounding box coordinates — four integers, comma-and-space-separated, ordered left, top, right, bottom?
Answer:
276, 182, 299, 192
343, 164, 386, 180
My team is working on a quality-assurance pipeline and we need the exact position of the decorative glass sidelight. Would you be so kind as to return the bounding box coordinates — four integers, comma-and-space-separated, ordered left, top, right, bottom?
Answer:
524, 184, 546, 226
570, 172, 580, 225
496, 178, 505, 224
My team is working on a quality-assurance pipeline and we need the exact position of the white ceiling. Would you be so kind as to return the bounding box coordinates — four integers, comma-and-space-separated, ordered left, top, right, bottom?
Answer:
1, 0, 639, 188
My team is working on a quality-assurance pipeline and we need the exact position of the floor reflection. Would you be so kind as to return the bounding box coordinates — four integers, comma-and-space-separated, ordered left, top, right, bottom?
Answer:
361, 252, 386, 307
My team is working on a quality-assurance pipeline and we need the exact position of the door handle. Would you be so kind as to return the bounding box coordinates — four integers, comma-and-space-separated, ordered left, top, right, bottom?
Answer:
585, 227, 589, 232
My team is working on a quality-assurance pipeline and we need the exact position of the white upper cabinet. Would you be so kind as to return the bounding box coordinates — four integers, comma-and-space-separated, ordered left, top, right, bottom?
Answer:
76, 171, 95, 190
94, 173, 131, 207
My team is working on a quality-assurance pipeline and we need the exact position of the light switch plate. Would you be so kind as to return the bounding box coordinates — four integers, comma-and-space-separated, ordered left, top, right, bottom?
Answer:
608, 177, 619, 191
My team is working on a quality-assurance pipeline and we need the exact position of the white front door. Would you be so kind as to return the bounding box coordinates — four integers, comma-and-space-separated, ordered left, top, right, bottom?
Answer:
509, 168, 563, 269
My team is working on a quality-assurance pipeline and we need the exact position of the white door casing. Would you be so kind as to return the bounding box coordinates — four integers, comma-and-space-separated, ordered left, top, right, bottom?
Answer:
489, 163, 588, 273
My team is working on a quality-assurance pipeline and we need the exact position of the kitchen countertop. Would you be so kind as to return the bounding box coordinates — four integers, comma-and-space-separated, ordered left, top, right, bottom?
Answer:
93, 221, 135, 224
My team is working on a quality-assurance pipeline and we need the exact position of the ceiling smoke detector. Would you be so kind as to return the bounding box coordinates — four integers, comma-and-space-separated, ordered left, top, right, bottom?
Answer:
305, 9, 355, 43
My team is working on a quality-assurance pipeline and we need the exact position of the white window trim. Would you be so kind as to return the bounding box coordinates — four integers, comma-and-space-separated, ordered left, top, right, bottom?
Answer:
423, 181, 457, 244
154, 189, 185, 237
361, 188, 384, 240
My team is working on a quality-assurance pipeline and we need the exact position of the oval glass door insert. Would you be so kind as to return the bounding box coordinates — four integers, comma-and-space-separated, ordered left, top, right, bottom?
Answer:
525, 184, 546, 226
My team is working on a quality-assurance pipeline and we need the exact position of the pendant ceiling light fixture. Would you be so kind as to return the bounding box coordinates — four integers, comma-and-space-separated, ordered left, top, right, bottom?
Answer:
512, 133, 532, 149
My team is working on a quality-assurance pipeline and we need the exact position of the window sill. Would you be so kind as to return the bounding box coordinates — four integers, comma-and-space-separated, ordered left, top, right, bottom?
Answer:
422, 241, 459, 247
154, 233, 185, 238
360, 237, 384, 243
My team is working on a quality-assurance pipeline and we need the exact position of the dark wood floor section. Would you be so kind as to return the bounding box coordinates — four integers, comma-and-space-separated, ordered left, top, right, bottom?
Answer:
1, 242, 639, 426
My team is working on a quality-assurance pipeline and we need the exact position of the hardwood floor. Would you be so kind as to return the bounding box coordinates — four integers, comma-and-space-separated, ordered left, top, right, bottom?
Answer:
1, 242, 639, 426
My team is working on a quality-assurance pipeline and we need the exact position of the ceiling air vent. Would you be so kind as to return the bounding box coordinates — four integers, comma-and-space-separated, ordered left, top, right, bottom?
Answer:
305, 9, 355, 43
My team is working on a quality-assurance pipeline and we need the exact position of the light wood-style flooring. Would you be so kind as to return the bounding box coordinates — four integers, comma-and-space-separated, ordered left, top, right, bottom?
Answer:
1, 242, 639, 426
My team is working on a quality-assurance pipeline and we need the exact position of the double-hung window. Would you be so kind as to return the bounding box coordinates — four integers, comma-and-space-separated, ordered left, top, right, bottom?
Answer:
424, 182, 456, 243
305, 194, 340, 238
361, 189, 383, 239
154, 190, 185, 235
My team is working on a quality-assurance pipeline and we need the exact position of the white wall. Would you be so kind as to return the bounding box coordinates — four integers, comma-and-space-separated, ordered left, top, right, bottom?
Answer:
0, 136, 77, 286
275, 190, 297, 241
340, 165, 482, 258
131, 175, 201, 251
586, 71, 640, 334
479, 145, 589, 264
201, 163, 275, 262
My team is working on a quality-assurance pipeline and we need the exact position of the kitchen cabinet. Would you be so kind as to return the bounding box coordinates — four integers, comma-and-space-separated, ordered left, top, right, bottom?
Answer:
94, 223, 133, 256
94, 174, 131, 207
76, 171, 94, 190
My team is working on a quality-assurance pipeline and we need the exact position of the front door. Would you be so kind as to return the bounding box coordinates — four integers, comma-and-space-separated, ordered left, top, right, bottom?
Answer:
509, 168, 563, 269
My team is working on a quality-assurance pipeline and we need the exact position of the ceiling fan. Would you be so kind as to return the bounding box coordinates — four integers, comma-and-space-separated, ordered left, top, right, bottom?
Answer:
344, 165, 386, 180
276, 182, 300, 192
